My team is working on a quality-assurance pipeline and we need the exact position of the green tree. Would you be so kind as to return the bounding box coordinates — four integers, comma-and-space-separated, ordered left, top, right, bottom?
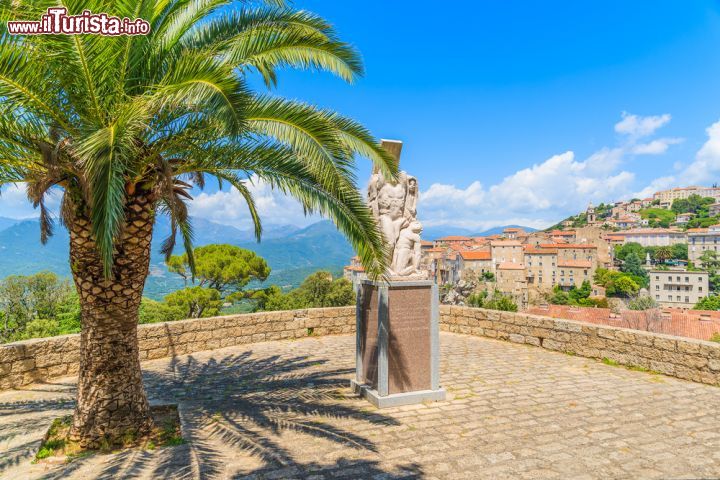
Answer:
467, 291, 488, 308
627, 295, 658, 311
0, 272, 78, 343
138, 298, 185, 324
484, 292, 518, 312
0, 1, 396, 446
612, 276, 640, 297
614, 242, 645, 262
164, 287, 222, 319
653, 246, 673, 264
549, 286, 570, 305
670, 243, 688, 261
671, 194, 714, 214
695, 296, 720, 311
261, 271, 355, 311
167, 244, 270, 295
621, 252, 649, 287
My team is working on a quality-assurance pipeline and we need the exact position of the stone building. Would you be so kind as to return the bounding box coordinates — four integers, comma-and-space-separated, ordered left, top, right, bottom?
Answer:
650, 270, 709, 308
496, 262, 528, 307
490, 240, 524, 266
525, 246, 558, 289
688, 224, 720, 265
611, 228, 687, 247
457, 250, 493, 280
653, 186, 720, 206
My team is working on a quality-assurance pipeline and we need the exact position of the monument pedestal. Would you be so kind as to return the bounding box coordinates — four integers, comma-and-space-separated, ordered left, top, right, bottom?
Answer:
351, 279, 446, 408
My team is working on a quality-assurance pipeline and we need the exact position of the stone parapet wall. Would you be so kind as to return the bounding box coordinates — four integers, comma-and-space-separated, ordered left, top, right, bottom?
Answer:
0, 307, 355, 390
3, 304, 720, 391
440, 305, 720, 386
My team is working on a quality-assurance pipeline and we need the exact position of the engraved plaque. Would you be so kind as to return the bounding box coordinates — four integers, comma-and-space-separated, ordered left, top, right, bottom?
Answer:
387, 286, 432, 394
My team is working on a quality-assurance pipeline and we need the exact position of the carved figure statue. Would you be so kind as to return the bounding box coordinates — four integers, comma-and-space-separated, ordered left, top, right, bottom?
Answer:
392, 220, 423, 276
367, 140, 425, 279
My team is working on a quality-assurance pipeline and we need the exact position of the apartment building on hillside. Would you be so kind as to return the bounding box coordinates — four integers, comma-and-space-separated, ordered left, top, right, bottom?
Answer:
653, 186, 720, 207
610, 228, 687, 247
688, 224, 720, 265
650, 270, 709, 308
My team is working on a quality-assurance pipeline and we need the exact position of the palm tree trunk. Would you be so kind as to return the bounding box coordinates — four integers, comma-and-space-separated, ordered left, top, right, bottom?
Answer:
67, 192, 156, 448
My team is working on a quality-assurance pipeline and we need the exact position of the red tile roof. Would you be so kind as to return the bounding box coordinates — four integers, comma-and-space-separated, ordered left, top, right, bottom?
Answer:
459, 250, 492, 261
526, 305, 720, 342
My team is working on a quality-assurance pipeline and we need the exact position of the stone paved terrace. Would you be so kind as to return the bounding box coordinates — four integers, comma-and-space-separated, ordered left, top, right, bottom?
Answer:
2, 332, 720, 480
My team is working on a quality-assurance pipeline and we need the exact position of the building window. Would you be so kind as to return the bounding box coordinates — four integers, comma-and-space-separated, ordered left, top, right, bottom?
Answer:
655, 285, 659, 290
685, 297, 689, 303
655, 295, 659, 300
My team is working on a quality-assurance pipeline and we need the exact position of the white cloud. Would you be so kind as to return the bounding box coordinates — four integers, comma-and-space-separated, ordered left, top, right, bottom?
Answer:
680, 119, 720, 184
419, 151, 636, 230
632, 137, 684, 155
636, 118, 720, 195
418, 112, 681, 231
0, 183, 61, 219
615, 112, 671, 138
189, 176, 320, 229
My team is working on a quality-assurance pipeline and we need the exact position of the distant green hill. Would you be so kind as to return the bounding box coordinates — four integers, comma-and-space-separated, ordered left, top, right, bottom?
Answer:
0, 217, 351, 299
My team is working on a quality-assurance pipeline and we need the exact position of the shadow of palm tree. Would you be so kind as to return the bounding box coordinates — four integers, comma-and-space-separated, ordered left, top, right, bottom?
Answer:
88, 349, 409, 478
1, 346, 416, 479
0, 397, 75, 472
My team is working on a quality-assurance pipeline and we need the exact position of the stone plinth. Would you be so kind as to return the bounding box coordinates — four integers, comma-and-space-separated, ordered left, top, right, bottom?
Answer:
351, 279, 446, 407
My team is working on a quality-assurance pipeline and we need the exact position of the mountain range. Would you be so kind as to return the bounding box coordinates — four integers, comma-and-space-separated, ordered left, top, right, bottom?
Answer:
0, 216, 535, 299
421, 224, 537, 239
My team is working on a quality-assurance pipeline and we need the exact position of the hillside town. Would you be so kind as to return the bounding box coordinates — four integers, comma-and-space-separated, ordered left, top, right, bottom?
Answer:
345, 185, 720, 325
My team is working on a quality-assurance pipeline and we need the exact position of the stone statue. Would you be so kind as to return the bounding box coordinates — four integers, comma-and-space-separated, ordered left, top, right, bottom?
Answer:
368, 140, 425, 279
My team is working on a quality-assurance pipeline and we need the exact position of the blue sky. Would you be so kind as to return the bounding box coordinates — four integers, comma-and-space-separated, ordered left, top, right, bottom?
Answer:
196, 0, 720, 231
3, 0, 720, 231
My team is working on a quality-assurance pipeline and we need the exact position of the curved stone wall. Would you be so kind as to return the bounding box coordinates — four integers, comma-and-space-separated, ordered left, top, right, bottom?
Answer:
0, 307, 355, 390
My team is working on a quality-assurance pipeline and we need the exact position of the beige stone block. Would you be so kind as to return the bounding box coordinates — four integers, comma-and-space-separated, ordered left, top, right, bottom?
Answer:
542, 339, 565, 351
699, 371, 718, 385
677, 340, 701, 355
47, 364, 68, 377
708, 359, 720, 372
650, 361, 675, 375
147, 347, 168, 360
614, 330, 635, 344
11, 359, 35, 373
682, 355, 708, 370
654, 337, 676, 352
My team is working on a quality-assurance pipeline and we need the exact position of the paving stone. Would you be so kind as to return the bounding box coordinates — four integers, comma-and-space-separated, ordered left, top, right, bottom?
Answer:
1, 332, 719, 479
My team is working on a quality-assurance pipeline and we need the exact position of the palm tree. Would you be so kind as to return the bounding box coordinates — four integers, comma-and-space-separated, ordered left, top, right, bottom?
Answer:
653, 246, 673, 265
0, 0, 395, 448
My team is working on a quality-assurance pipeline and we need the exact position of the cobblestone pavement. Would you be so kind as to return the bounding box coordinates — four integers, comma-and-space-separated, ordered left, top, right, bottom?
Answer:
2, 333, 720, 479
